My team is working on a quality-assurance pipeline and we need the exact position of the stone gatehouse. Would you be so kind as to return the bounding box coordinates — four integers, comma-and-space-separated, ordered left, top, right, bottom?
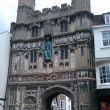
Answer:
5, 0, 97, 110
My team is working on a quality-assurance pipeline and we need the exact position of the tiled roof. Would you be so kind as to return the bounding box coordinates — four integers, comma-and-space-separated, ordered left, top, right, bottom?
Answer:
93, 15, 104, 25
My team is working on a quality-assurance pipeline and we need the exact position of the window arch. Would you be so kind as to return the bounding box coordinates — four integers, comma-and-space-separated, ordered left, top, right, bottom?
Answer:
60, 45, 68, 59
32, 26, 38, 37
60, 20, 68, 32
24, 96, 36, 110
30, 50, 37, 63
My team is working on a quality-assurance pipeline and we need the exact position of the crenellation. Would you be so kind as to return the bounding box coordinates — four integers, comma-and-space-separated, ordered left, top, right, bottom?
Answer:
61, 3, 67, 9
16, 0, 93, 24
38, 3, 71, 16
52, 6, 59, 12
43, 8, 51, 14
35, 10, 41, 16
18, 0, 35, 10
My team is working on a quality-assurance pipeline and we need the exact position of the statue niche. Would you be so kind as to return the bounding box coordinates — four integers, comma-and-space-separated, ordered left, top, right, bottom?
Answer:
44, 34, 52, 62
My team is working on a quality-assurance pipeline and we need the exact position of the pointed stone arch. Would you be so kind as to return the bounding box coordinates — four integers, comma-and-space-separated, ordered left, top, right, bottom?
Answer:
40, 85, 74, 110
24, 96, 36, 104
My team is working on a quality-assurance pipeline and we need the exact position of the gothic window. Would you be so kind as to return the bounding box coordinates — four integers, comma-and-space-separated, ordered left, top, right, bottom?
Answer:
60, 45, 68, 59
30, 50, 37, 63
60, 20, 68, 32
32, 26, 38, 37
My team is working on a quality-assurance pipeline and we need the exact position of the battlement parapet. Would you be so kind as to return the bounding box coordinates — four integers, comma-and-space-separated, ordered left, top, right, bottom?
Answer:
40, 3, 70, 14
34, 3, 72, 21
16, 1, 92, 25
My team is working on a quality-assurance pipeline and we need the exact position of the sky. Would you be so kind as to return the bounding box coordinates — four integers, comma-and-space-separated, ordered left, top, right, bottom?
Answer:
0, 0, 110, 33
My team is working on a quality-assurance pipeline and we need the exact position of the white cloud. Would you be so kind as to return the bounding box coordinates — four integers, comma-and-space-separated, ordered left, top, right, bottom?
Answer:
0, 0, 18, 32
91, 0, 110, 14
0, 0, 110, 33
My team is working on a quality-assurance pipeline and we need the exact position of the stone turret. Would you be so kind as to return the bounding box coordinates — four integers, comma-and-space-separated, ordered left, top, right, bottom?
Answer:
71, 0, 92, 31
72, 0, 91, 12
18, 0, 35, 10
16, 0, 35, 24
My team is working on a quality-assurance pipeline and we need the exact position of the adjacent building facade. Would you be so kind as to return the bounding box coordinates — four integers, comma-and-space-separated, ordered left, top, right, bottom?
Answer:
5, 0, 97, 110
93, 12, 110, 110
0, 32, 11, 110
52, 94, 71, 110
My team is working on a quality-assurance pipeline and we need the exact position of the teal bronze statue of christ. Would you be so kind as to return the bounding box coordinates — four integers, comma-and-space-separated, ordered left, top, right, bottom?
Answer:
44, 36, 52, 61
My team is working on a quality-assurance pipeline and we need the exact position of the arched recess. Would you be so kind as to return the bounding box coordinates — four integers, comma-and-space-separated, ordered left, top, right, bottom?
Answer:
60, 17, 68, 32
24, 96, 36, 104
23, 96, 36, 110
41, 85, 74, 110
31, 23, 39, 38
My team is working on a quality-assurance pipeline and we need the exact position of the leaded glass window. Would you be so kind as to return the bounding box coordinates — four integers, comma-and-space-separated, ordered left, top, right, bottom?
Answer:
30, 50, 37, 63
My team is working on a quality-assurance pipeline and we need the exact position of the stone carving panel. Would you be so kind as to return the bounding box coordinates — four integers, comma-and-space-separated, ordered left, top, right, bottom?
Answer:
53, 32, 90, 46
9, 70, 95, 83
12, 41, 43, 51
12, 32, 90, 51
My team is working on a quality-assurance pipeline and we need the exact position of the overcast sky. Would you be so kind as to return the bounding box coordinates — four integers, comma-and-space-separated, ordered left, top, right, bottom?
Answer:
0, 0, 110, 33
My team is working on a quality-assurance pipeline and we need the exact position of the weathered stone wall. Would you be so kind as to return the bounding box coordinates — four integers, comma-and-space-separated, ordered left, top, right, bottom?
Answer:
4, 0, 97, 110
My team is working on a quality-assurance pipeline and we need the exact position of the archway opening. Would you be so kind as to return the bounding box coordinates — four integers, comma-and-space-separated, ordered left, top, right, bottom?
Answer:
51, 94, 71, 110
41, 86, 74, 110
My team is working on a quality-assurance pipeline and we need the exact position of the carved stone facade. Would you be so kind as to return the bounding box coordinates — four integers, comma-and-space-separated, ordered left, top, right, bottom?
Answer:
5, 0, 97, 110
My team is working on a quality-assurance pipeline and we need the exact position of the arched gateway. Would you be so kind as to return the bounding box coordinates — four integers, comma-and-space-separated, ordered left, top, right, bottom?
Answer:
5, 0, 98, 110
41, 86, 74, 110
